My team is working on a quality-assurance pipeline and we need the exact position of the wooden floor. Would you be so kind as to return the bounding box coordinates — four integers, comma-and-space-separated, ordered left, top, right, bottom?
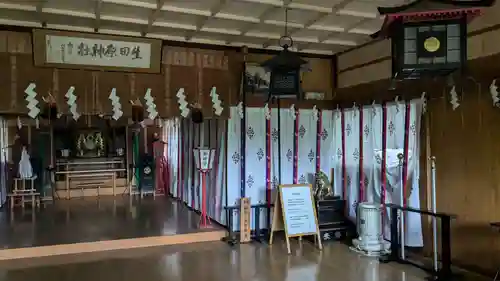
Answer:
0, 196, 223, 249
0, 241, 488, 281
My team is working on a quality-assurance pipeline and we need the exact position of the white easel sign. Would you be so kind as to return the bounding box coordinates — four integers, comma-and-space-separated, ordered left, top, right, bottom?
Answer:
269, 184, 322, 254
281, 186, 318, 235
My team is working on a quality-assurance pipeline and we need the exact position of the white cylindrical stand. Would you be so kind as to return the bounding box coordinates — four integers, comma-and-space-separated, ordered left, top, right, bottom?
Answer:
431, 156, 438, 272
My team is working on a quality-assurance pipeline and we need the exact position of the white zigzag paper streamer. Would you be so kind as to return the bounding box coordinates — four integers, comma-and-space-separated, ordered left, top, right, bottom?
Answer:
394, 96, 401, 113
176, 88, 190, 118
290, 104, 297, 120
144, 88, 158, 120
264, 103, 271, 120
450, 86, 460, 110
210, 87, 223, 116
24, 83, 40, 119
421, 92, 427, 114
490, 80, 499, 107
312, 105, 319, 121
236, 102, 244, 119
65, 86, 80, 120
109, 88, 123, 121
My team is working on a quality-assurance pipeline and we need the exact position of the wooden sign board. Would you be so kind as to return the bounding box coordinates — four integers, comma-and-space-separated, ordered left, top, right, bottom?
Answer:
239, 197, 251, 243
32, 29, 162, 73
269, 184, 322, 254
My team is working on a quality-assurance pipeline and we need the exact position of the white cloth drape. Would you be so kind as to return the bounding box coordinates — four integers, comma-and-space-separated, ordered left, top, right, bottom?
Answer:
319, 110, 334, 189
223, 102, 423, 245
245, 108, 267, 229
277, 108, 295, 185
332, 109, 343, 197
344, 108, 360, 220
227, 107, 242, 230
18, 147, 33, 179
297, 109, 317, 185
0, 118, 8, 206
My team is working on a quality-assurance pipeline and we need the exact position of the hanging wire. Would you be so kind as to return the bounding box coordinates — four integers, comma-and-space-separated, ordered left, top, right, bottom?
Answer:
279, 3, 293, 48
284, 6, 288, 36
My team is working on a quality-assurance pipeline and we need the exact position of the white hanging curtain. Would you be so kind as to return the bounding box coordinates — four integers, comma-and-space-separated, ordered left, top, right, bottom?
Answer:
332, 109, 343, 198
405, 102, 423, 247
244, 108, 267, 229
369, 101, 423, 247
344, 108, 360, 221
0, 118, 8, 206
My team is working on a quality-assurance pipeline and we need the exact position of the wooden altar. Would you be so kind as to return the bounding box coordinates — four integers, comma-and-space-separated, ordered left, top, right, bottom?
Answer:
55, 158, 126, 199
51, 123, 129, 199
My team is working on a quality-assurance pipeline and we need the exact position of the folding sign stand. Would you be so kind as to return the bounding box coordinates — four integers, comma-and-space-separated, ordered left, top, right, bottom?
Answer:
269, 184, 322, 254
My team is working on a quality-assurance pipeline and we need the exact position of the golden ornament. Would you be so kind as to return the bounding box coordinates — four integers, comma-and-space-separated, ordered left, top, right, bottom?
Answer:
424, 37, 440, 53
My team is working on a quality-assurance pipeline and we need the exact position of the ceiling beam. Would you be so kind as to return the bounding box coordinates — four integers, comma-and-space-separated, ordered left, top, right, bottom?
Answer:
142, 0, 166, 36
298, 18, 371, 51
225, 0, 291, 46
36, 0, 48, 27
185, 0, 228, 41
260, 0, 355, 49
318, 17, 371, 43
94, 0, 102, 32
290, 0, 354, 37
240, 0, 292, 36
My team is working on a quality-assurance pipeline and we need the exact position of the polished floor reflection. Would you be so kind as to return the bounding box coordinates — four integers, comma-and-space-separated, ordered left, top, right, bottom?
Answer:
0, 196, 220, 249
0, 241, 486, 281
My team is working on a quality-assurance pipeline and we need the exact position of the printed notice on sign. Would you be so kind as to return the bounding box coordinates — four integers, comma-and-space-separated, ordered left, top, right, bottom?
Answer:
281, 185, 317, 236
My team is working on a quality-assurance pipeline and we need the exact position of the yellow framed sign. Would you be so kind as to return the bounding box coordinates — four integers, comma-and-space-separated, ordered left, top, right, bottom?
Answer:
269, 184, 322, 254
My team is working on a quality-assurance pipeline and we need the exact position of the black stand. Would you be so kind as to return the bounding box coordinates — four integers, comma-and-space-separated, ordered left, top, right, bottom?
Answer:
380, 204, 458, 281
315, 196, 352, 241
222, 204, 272, 246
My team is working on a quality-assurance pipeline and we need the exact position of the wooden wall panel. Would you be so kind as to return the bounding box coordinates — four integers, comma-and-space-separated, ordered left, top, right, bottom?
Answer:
202, 68, 230, 119
426, 88, 500, 275
57, 69, 92, 115
0, 30, 333, 118
168, 65, 198, 117
468, 0, 500, 32
163, 46, 233, 118
0, 54, 11, 113
16, 55, 52, 114
337, 40, 391, 72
